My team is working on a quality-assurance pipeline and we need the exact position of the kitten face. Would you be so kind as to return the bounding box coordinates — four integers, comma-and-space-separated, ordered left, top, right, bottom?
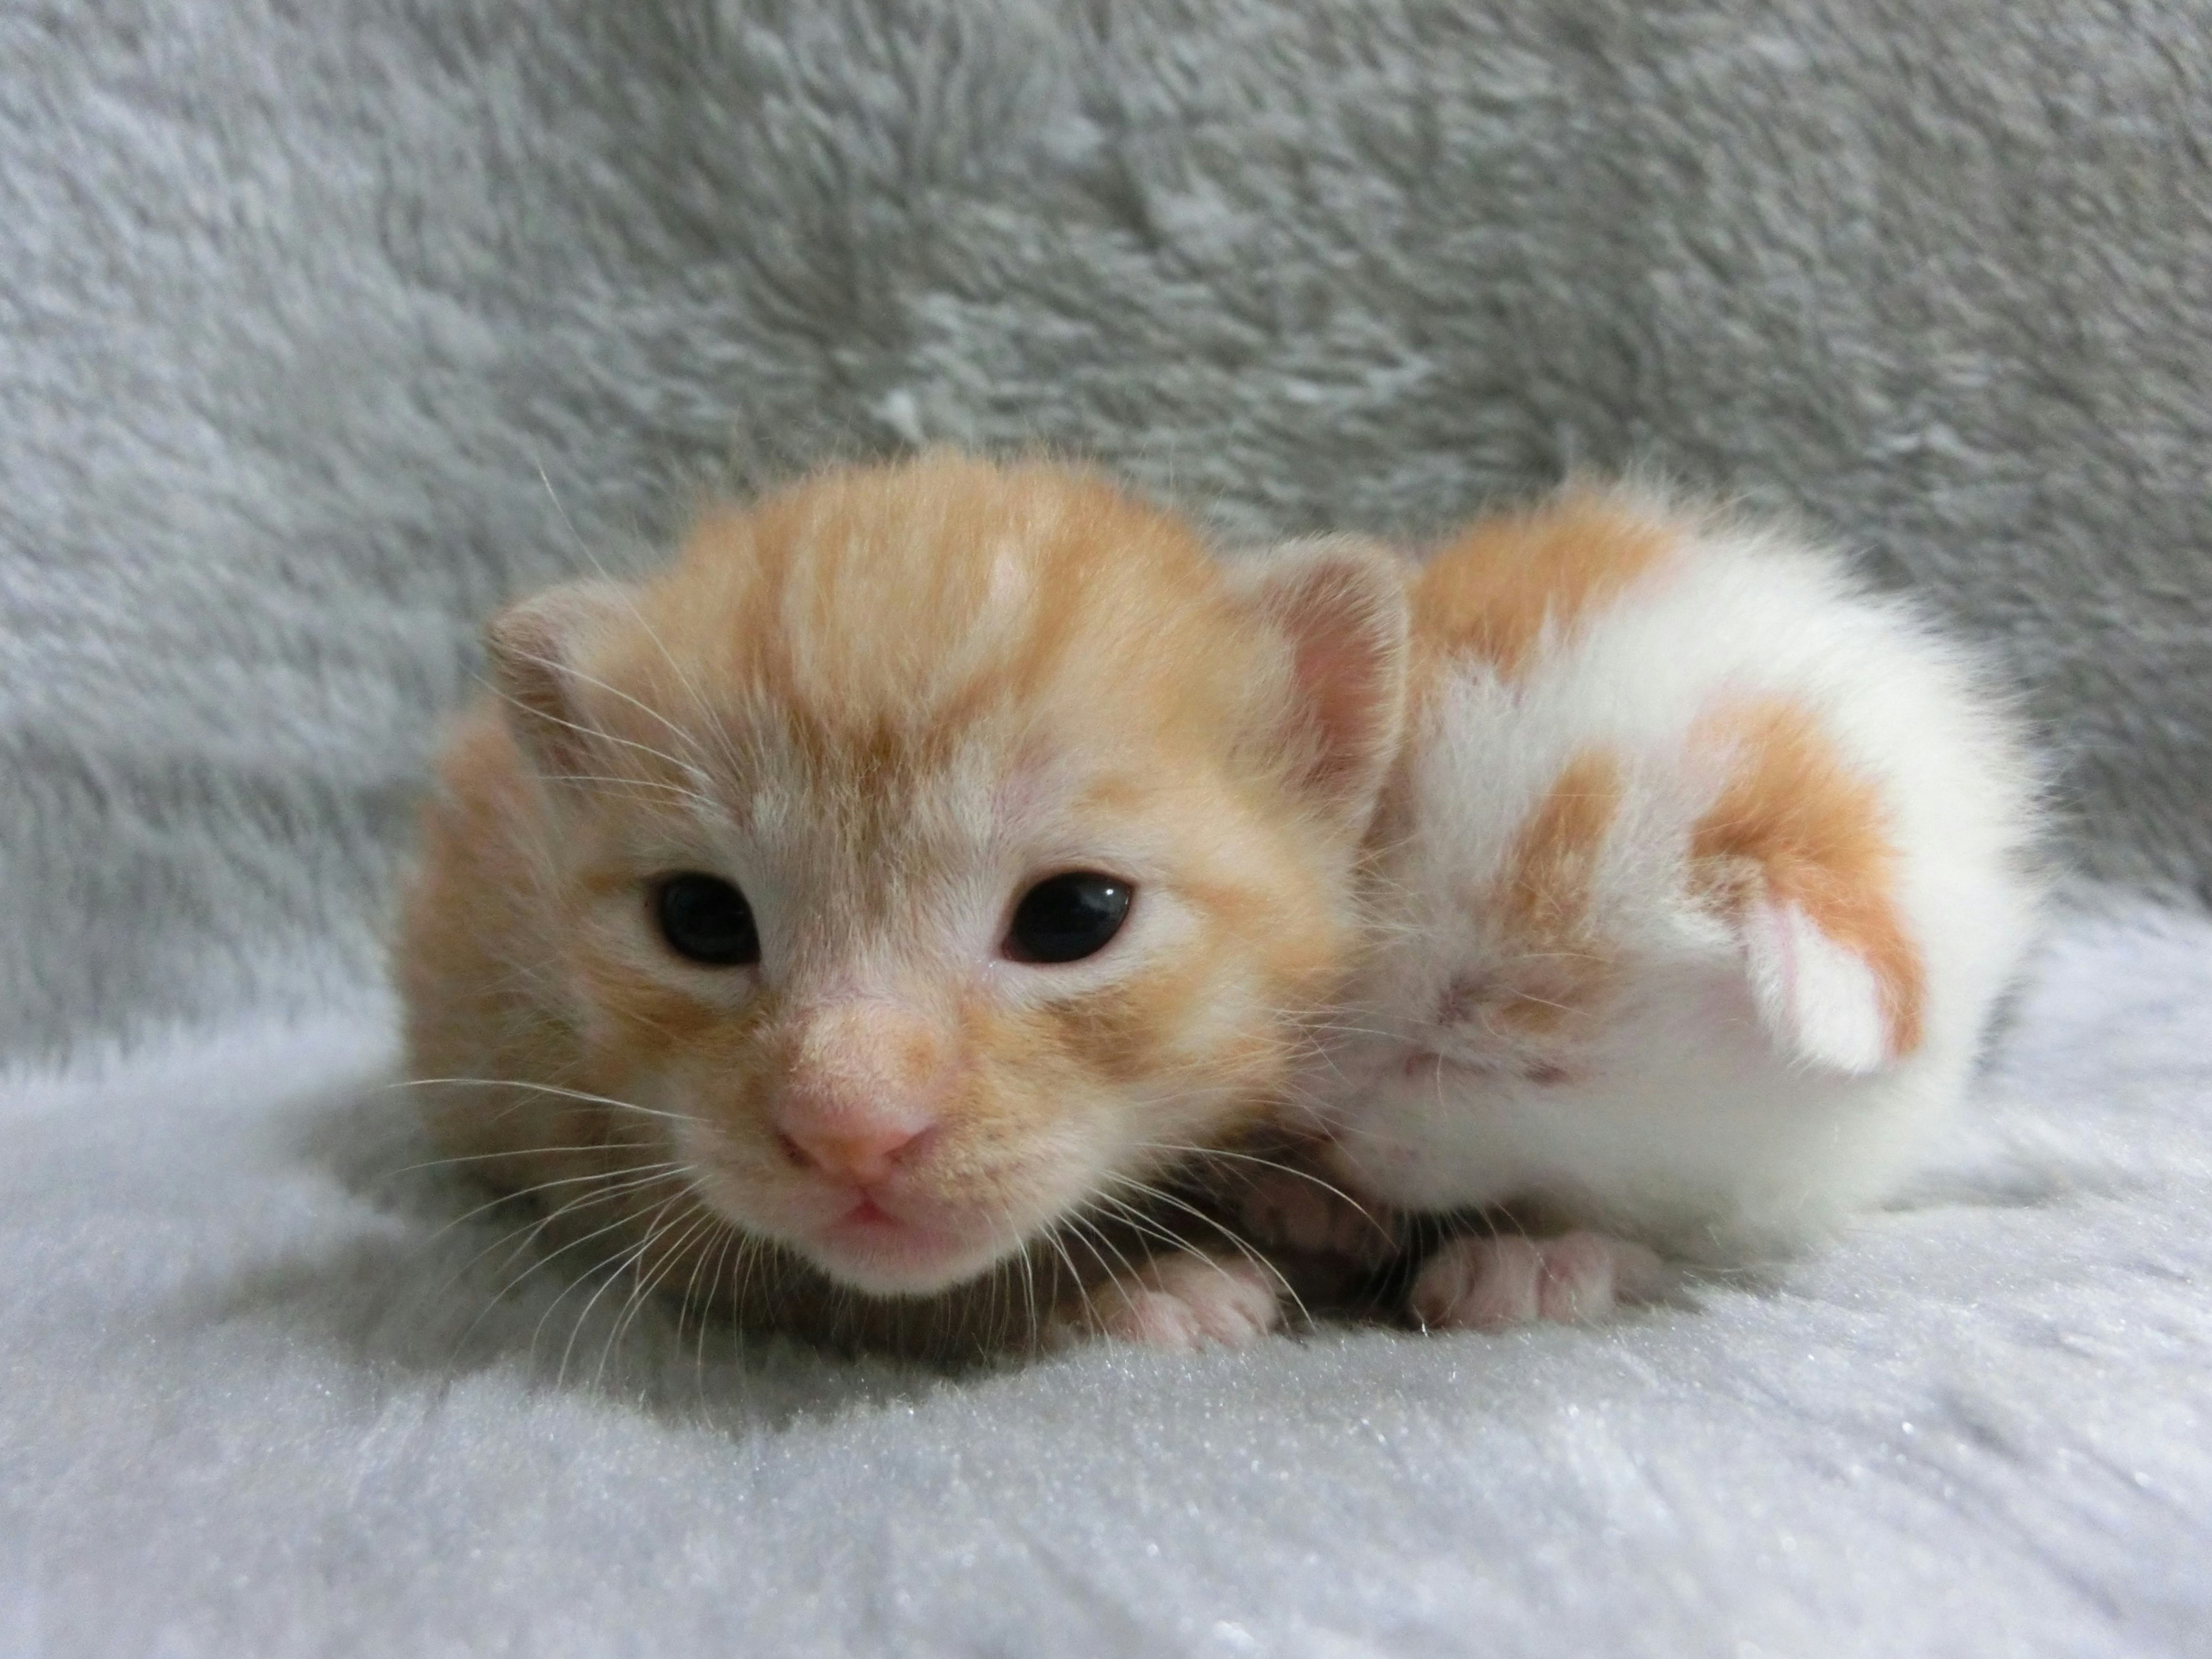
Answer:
1297, 725, 1672, 1211
480, 457, 1403, 1297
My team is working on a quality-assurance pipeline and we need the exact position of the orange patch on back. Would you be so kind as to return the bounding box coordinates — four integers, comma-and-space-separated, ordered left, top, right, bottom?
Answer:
1412, 488, 1681, 684
1690, 698, 1926, 1058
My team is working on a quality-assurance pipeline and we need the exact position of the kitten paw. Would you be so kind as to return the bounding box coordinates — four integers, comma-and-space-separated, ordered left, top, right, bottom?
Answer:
1410, 1231, 1665, 1331
1238, 1169, 1398, 1267
1065, 1253, 1285, 1351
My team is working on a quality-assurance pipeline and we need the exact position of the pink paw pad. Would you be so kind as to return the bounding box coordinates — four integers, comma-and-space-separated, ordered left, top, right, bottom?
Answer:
1410, 1231, 1664, 1331
1082, 1253, 1285, 1351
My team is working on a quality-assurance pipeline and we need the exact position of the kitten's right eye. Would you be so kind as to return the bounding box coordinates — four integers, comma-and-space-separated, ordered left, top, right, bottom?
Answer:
1005, 872, 1134, 964
652, 873, 760, 967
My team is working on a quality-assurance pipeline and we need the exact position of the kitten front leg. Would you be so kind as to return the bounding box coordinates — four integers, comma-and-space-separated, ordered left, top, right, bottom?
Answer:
1227, 1128, 1404, 1270
1051, 1251, 1285, 1351
1410, 1230, 1666, 1331
1237, 1168, 1402, 1268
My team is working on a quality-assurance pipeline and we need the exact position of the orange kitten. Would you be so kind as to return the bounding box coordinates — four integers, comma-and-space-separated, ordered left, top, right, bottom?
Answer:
396, 454, 1407, 1358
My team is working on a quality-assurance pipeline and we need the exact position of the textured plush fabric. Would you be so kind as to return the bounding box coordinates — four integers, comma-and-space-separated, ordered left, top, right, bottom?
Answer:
6, 10, 2210, 1650
1, 897, 2207, 1656
3, 1, 2210, 1057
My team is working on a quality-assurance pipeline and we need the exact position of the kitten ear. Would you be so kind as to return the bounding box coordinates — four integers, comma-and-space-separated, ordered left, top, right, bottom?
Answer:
482, 580, 635, 780
1731, 885, 1911, 1076
1224, 536, 1411, 839
1691, 702, 1927, 1075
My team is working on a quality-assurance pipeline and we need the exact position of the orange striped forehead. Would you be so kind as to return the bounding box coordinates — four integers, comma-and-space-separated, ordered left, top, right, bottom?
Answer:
609, 452, 1260, 756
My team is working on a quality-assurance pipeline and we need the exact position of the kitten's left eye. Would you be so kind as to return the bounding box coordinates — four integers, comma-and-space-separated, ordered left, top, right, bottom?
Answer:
1005, 872, 1134, 964
652, 873, 760, 967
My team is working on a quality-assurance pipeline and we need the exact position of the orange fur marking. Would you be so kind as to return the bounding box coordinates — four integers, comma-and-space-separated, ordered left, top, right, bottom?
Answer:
1411, 488, 1680, 684
1486, 748, 1624, 1035
1690, 698, 1927, 1058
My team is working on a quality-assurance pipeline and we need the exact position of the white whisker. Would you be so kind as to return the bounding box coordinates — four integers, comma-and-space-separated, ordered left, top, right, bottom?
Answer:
388, 1077, 695, 1126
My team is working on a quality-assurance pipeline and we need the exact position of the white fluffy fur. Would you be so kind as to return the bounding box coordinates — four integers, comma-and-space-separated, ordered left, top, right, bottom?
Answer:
1302, 501, 2041, 1273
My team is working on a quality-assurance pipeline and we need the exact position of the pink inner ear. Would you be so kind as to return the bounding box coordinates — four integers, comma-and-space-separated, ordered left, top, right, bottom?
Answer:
1290, 585, 1393, 798
484, 580, 633, 781
1256, 550, 1407, 826
1740, 897, 1894, 1075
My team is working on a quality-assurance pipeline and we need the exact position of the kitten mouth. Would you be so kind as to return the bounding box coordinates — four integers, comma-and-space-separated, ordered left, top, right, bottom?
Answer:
687, 1140, 1021, 1296
804, 1191, 1004, 1295
823, 1192, 949, 1247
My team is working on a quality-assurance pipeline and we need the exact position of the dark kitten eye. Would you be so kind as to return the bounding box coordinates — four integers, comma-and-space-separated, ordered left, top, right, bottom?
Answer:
1005, 872, 1134, 965
652, 873, 760, 967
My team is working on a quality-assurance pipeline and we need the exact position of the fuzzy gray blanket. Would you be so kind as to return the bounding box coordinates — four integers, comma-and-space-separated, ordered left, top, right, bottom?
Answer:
3, 1, 2207, 1057
5, 8, 2212, 1655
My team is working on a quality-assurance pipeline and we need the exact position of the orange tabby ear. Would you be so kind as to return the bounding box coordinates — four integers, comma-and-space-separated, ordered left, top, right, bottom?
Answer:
1690, 698, 1927, 1076
482, 580, 634, 780
1226, 536, 1411, 838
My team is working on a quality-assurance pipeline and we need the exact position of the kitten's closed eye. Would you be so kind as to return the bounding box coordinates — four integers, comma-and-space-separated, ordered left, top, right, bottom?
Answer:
1003, 871, 1134, 964
652, 873, 760, 967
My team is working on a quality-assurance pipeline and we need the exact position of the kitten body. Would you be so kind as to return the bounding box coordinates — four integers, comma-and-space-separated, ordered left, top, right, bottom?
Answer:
1283, 487, 2040, 1327
399, 454, 1406, 1358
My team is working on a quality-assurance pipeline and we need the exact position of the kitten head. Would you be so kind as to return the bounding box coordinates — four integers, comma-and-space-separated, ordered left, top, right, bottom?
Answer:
1312, 683, 1931, 1212
1289, 487, 2035, 1247
483, 454, 1406, 1296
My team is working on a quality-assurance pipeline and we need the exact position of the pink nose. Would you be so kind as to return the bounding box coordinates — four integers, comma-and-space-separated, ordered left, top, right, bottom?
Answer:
779, 1120, 930, 1185
775, 999, 948, 1185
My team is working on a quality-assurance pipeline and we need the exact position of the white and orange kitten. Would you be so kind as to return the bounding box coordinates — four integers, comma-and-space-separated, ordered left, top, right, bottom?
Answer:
1260, 486, 2040, 1329
397, 454, 1408, 1358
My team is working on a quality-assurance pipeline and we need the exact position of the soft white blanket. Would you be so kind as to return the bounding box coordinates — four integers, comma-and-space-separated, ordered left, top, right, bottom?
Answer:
3, 896, 2206, 1657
